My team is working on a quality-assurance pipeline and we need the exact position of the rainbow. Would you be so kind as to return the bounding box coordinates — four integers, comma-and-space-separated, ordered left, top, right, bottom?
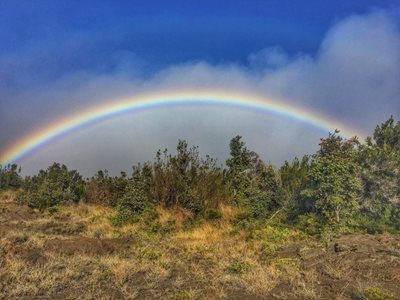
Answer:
0, 89, 363, 165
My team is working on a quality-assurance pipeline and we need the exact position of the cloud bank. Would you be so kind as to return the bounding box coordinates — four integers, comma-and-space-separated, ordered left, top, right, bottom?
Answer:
1, 9, 399, 176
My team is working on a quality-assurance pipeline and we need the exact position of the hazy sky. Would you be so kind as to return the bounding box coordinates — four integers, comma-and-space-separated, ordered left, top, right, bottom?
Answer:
1, 1, 399, 176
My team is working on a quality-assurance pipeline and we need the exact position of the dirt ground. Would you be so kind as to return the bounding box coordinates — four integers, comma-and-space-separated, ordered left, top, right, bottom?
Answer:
0, 195, 399, 299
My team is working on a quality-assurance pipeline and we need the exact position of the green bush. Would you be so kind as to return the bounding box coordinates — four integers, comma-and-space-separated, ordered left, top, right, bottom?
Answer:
17, 163, 84, 210
85, 170, 127, 206
109, 214, 131, 227
300, 132, 361, 225
257, 226, 292, 258
297, 213, 323, 235
234, 208, 253, 223
116, 179, 153, 223
345, 212, 400, 234
247, 190, 276, 219
348, 216, 385, 234
205, 208, 222, 220
119, 184, 150, 215
0, 164, 22, 190
362, 286, 395, 300
226, 259, 251, 274
46, 205, 60, 215
152, 140, 228, 215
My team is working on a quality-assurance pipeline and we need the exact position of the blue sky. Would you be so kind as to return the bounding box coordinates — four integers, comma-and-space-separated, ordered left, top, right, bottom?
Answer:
1, 0, 397, 80
1, 1, 399, 175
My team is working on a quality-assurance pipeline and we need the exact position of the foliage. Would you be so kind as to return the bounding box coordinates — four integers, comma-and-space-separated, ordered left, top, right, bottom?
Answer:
361, 286, 395, 300
226, 136, 283, 219
205, 208, 222, 220
85, 170, 127, 206
18, 163, 84, 210
357, 116, 400, 229
297, 213, 324, 235
225, 135, 254, 197
151, 140, 227, 215
246, 161, 283, 218
280, 156, 311, 211
226, 259, 251, 274
301, 131, 361, 224
0, 164, 22, 190
117, 178, 153, 222
7, 116, 400, 235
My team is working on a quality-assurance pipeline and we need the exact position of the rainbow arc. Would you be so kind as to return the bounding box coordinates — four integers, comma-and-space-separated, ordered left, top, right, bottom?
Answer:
0, 89, 363, 164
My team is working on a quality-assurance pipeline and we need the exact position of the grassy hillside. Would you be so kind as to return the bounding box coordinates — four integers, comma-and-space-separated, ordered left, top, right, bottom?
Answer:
1, 190, 399, 300
1, 117, 399, 299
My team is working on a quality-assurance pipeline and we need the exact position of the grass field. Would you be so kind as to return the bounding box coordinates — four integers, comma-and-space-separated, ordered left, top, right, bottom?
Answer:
1, 191, 399, 300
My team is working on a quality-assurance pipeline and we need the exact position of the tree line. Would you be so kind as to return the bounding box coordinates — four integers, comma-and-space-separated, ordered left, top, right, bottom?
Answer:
1, 116, 399, 233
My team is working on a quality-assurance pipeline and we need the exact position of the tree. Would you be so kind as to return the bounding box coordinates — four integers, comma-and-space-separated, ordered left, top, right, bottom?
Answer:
151, 140, 227, 215
373, 116, 400, 151
0, 164, 22, 190
303, 131, 361, 224
225, 136, 283, 218
246, 160, 282, 218
85, 170, 128, 206
225, 135, 254, 197
18, 163, 84, 210
280, 156, 311, 212
358, 117, 400, 228
118, 178, 152, 219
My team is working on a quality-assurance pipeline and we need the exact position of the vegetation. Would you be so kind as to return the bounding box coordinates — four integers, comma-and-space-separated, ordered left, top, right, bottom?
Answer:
0, 163, 22, 190
301, 131, 361, 224
1, 116, 400, 299
17, 163, 84, 210
7, 116, 400, 233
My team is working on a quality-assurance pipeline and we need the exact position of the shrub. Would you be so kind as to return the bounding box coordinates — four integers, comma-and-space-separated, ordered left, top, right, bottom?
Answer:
110, 170, 160, 228
362, 286, 395, 300
346, 214, 393, 234
246, 190, 276, 219
0, 164, 22, 190
205, 208, 222, 220
84, 170, 127, 206
226, 259, 251, 274
297, 213, 323, 235
300, 131, 361, 224
109, 214, 129, 227
46, 205, 60, 215
152, 140, 228, 215
117, 179, 153, 222
18, 163, 84, 210
233, 207, 253, 223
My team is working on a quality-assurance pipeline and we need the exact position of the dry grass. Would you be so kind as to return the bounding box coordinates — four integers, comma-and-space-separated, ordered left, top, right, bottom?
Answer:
1, 193, 400, 299
0, 189, 20, 203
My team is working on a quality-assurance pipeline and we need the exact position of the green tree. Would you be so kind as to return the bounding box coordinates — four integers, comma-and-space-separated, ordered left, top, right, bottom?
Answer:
302, 131, 361, 224
225, 135, 254, 197
151, 140, 227, 215
117, 178, 152, 220
18, 163, 84, 210
358, 117, 400, 229
245, 160, 283, 218
373, 116, 400, 151
85, 170, 128, 206
0, 164, 22, 190
280, 156, 311, 212
225, 136, 283, 218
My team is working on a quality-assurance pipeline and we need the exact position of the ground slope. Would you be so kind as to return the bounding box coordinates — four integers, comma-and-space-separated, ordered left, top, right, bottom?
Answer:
1, 193, 399, 299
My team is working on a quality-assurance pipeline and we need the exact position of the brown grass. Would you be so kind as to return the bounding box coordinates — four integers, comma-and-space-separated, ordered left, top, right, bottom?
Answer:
1, 192, 400, 299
